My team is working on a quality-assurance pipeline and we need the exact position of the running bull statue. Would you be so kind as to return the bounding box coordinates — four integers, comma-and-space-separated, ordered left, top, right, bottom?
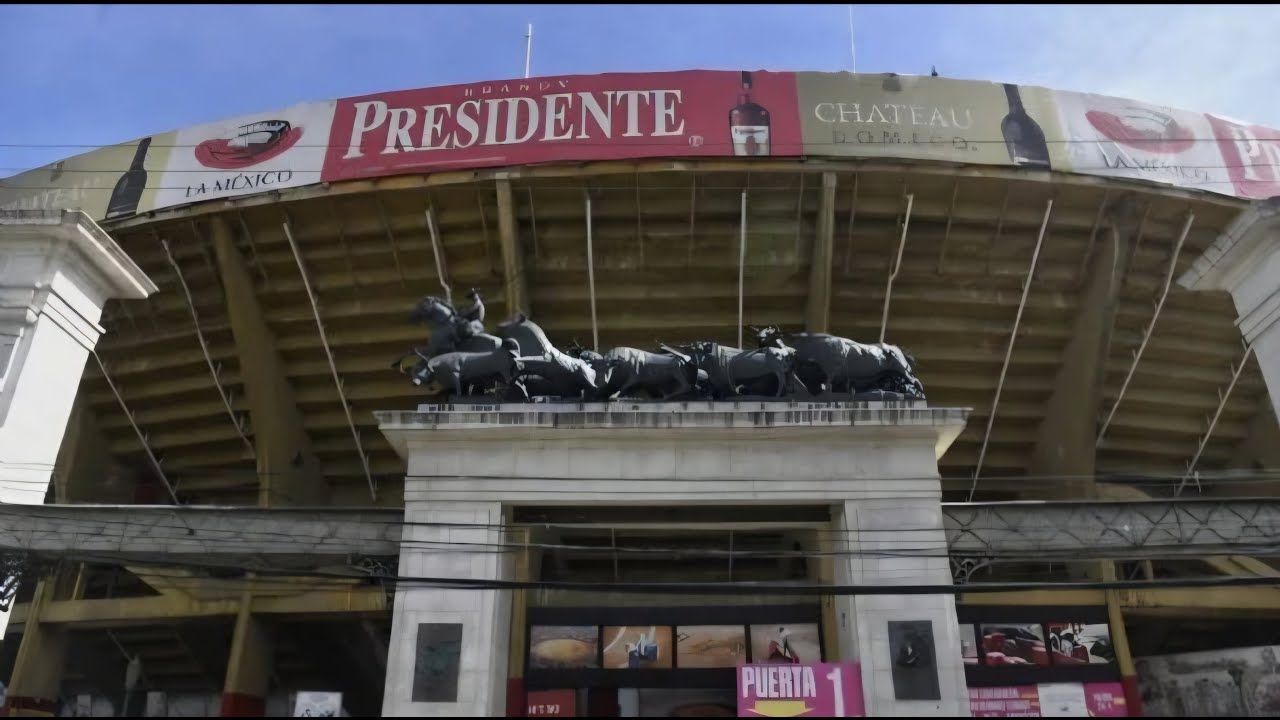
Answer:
392, 288, 924, 401
755, 325, 925, 398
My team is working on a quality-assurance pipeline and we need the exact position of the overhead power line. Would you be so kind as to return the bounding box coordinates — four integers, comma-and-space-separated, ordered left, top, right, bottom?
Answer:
29, 549, 1280, 597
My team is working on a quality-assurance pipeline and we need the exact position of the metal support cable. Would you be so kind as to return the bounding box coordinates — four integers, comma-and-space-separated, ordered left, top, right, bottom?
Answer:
92, 352, 180, 505
159, 237, 254, 456
424, 206, 452, 305
879, 193, 914, 343
584, 191, 599, 351
1178, 341, 1255, 496
969, 198, 1053, 498
1098, 211, 1196, 446
282, 221, 377, 502
738, 191, 748, 349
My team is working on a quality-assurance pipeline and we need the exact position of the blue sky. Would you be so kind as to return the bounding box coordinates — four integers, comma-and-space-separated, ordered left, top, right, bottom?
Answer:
2, 4, 1277, 177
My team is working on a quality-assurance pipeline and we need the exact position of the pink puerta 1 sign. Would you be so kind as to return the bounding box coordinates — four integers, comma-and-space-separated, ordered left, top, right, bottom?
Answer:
737, 662, 865, 717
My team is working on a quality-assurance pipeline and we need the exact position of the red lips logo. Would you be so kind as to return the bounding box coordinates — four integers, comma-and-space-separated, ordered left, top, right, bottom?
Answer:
194, 120, 303, 170
1084, 107, 1195, 155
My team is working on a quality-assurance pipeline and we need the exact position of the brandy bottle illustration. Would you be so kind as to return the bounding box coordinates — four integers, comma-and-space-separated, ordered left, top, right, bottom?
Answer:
1001, 84, 1050, 168
729, 71, 770, 156
105, 137, 151, 219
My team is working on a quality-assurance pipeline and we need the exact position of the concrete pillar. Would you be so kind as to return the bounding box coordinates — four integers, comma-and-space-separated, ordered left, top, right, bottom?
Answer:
1102, 563, 1143, 717
1179, 198, 1280, 419
0, 210, 155, 642
495, 180, 528, 317
805, 172, 837, 333
220, 592, 274, 717
209, 216, 326, 506
382, 500, 510, 717
0, 210, 155, 506
1028, 202, 1136, 500
832, 497, 969, 717
1, 581, 66, 717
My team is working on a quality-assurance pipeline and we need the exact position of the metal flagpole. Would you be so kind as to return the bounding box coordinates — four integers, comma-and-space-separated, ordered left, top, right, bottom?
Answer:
525, 24, 533, 79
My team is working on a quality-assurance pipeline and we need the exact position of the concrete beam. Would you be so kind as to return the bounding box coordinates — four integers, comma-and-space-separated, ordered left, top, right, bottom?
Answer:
7, 495, 1280, 564
961, 585, 1280, 616
947, 494, 1280, 561
496, 179, 528, 317
1027, 200, 1136, 498
8, 586, 386, 631
0, 505, 402, 558
210, 215, 327, 506
805, 172, 837, 332
1095, 483, 1280, 577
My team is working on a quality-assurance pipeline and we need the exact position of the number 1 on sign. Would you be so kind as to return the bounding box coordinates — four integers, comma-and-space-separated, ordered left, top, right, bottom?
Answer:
827, 667, 844, 716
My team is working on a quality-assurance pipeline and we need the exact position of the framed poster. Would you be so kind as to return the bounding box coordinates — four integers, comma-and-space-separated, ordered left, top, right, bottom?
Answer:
603, 626, 673, 669
980, 623, 1050, 666
676, 625, 748, 668
749, 624, 821, 665
529, 626, 600, 669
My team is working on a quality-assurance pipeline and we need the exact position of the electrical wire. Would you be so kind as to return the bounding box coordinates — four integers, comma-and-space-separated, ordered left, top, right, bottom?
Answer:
3, 159, 1279, 175
0, 136, 1272, 150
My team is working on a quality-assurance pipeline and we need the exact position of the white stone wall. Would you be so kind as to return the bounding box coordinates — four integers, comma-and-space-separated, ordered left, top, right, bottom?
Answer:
383, 501, 510, 717
835, 499, 969, 716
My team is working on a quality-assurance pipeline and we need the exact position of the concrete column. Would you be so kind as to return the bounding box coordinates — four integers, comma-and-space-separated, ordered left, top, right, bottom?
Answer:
382, 499, 510, 717
1028, 202, 1136, 500
1, 580, 67, 717
0, 210, 155, 506
220, 592, 274, 717
1179, 198, 1280, 419
833, 497, 969, 717
1102, 563, 1143, 717
495, 179, 528, 317
209, 216, 325, 506
805, 172, 837, 333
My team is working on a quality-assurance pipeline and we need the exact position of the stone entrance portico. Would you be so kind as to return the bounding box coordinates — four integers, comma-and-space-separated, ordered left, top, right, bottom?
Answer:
377, 401, 971, 717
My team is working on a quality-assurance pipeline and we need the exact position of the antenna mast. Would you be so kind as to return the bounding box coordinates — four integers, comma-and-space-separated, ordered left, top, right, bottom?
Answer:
524, 24, 533, 79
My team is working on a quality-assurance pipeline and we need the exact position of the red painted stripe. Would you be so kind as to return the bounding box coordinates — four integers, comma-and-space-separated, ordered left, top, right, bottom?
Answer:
1, 695, 57, 716
219, 692, 265, 717
1121, 675, 1143, 717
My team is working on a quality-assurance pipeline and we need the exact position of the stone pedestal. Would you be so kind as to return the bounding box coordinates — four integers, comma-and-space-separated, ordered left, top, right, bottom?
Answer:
377, 401, 971, 717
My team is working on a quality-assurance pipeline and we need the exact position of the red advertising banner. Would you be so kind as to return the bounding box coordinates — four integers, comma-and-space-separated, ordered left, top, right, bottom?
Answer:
1084, 682, 1128, 717
1207, 114, 1280, 199
969, 686, 1041, 717
321, 70, 802, 182
737, 662, 865, 717
968, 683, 1129, 717
526, 689, 575, 717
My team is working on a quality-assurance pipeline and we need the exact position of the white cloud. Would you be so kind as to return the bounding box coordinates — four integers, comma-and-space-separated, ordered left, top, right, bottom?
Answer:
971, 5, 1280, 127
